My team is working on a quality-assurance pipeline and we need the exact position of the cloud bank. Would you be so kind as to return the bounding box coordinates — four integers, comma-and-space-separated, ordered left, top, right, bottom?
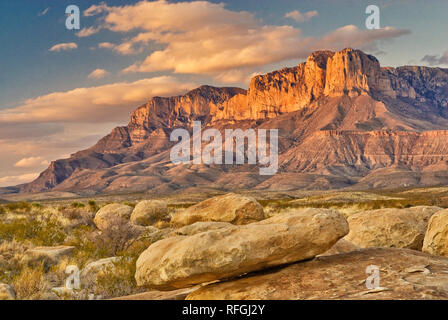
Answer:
49, 43, 78, 52
82, 0, 409, 80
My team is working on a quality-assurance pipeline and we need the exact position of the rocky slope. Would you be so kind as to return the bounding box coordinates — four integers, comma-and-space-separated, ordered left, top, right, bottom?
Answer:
14, 48, 448, 195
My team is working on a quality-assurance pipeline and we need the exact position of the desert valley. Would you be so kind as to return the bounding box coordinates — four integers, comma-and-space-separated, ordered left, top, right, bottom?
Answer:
2, 47, 448, 300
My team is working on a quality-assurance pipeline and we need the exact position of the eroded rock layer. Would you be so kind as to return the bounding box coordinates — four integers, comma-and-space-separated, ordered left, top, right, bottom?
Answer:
14, 48, 448, 195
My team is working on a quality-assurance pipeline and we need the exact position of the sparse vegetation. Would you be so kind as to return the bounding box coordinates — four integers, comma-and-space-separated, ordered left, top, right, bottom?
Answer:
71, 201, 85, 209
12, 263, 48, 300
1, 186, 447, 299
4, 201, 32, 213
88, 200, 99, 213
122, 201, 136, 208
0, 216, 66, 246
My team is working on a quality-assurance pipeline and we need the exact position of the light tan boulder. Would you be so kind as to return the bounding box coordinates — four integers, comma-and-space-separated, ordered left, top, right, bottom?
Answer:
0, 283, 15, 300
135, 208, 349, 290
318, 239, 360, 257
80, 257, 120, 289
111, 287, 198, 300
423, 209, 448, 257
171, 193, 265, 226
21, 246, 75, 268
130, 200, 169, 226
187, 248, 448, 300
345, 206, 441, 250
94, 204, 133, 231
171, 222, 233, 237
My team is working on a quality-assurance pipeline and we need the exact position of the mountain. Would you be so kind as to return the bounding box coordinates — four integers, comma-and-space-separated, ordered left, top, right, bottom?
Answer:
14, 48, 448, 195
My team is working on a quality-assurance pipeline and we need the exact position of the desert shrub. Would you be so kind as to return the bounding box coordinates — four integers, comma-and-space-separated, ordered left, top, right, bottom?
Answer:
94, 255, 142, 298
4, 201, 32, 213
88, 200, 99, 213
122, 201, 136, 208
90, 217, 142, 256
0, 216, 66, 246
71, 201, 85, 209
0, 205, 5, 215
60, 207, 95, 226
31, 203, 43, 209
65, 225, 109, 267
12, 263, 49, 299
0, 240, 31, 283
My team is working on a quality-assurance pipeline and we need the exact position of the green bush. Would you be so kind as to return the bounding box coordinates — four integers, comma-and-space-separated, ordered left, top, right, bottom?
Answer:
122, 201, 136, 208
71, 201, 85, 208
4, 201, 32, 213
0, 217, 66, 246
88, 200, 99, 213
65, 225, 110, 267
94, 256, 141, 298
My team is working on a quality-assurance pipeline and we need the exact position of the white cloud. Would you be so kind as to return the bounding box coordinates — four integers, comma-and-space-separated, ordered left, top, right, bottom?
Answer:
88, 68, 110, 79
0, 76, 197, 124
0, 173, 40, 187
0, 75, 198, 186
84, 3, 109, 17
98, 42, 115, 49
213, 69, 260, 84
285, 10, 318, 23
98, 41, 143, 55
83, 1, 409, 77
0, 122, 126, 187
14, 157, 49, 168
313, 25, 410, 53
49, 42, 78, 52
76, 26, 101, 37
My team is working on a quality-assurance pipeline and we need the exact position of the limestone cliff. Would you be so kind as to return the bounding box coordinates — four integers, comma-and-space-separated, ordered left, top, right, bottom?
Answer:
16, 48, 448, 194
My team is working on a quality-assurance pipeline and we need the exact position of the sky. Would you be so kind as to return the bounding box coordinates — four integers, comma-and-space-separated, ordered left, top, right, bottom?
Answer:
0, 0, 447, 187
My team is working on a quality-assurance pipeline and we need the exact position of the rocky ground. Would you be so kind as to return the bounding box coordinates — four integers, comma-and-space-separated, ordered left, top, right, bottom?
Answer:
2, 190, 448, 300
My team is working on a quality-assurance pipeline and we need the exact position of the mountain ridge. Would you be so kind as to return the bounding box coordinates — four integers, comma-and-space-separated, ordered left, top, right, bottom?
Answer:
11, 48, 448, 195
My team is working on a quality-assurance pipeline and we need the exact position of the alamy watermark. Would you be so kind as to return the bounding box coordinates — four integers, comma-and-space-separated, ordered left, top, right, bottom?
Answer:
62, 265, 102, 300
365, 5, 380, 30
170, 121, 279, 175
66, 5, 80, 30
365, 265, 381, 289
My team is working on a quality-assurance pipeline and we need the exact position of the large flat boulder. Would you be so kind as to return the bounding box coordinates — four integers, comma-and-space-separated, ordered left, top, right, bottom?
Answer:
318, 239, 360, 257
130, 200, 169, 226
345, 206, 441, 250
94, 203, 133, 231
169, 222, 233, 237
21, 246, 75, 268
111, 288, 197, 300
80, 257, 120, 289
187, 248, 448, 300
135, 208, 348, 290
171, 193, 265, 226
423, 209, 448, 257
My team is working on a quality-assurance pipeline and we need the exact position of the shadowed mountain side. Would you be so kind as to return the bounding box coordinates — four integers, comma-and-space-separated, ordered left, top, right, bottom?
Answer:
12, 48, 448, 195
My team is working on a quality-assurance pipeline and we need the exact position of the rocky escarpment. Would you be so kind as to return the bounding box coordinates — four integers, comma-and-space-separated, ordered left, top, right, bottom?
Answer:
214, 48, 448, 120
16, 48, 448, 195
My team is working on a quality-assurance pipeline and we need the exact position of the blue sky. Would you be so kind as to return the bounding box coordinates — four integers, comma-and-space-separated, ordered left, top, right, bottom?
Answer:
0, 0, 447, 186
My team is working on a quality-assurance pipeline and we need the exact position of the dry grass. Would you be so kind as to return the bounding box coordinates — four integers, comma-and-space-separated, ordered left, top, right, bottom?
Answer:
1, 187, 446, 300
12, 264, 49, 300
